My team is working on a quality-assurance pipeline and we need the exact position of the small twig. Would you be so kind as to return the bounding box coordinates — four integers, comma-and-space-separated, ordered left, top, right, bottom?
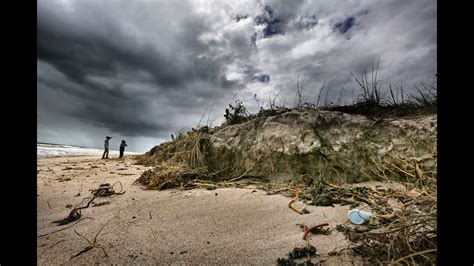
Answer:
209, 169, 223, 176
70, 246, 93, 260
350, 194, 376, 206
365, 218, 436, 235
149, 226, 157, 241
47, 167, 61, 179
390, 248, 437, 265
303, 223, 329, 240
74, 230, 94, 246
70, 216, 114, 260
38, 217, 93, 238
93, 219, 112, 244
385, 160, 416, 178
50, 239, 66, 248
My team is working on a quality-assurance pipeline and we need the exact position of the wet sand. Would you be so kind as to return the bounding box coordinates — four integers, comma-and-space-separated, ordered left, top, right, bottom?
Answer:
37, 155, 363, 265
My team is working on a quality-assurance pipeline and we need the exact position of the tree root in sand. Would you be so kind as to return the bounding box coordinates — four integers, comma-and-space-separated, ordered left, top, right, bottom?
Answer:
52, 182, 125, 226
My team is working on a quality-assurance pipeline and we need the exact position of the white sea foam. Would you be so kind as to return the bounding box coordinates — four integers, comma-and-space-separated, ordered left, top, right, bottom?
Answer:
37, 143, 140, 158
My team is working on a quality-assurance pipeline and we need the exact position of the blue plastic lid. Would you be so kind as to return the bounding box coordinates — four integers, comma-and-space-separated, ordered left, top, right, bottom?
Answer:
348, 209, 370, 224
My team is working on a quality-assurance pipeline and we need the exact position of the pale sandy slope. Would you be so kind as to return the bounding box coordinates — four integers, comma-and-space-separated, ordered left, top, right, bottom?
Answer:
37, 155, 367, 265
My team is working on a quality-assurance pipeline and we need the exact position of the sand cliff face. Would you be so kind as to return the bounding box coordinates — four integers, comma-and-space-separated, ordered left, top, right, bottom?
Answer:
145, 109, 436, 184
208, 109, 436, 183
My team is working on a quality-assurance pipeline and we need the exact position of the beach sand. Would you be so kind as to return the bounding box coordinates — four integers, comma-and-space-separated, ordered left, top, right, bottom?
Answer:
37, 155, 364, 265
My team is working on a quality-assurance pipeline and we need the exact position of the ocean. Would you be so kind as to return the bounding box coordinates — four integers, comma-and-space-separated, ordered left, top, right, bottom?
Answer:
37, 142, 140, 158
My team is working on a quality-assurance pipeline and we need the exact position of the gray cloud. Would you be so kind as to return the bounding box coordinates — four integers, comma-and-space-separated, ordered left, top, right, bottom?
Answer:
37, 0, 436, 152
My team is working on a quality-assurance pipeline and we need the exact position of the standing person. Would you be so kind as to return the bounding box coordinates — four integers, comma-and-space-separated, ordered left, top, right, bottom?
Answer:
102, 136, 112, 159
119, 140, 127, 158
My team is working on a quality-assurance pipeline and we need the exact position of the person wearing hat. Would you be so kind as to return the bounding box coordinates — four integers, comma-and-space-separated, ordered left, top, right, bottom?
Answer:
119, 140, 128, 158
102, 136, 112, 159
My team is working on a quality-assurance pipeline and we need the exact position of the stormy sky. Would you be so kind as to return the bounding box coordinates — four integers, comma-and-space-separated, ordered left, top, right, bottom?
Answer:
37, 0, 437, 153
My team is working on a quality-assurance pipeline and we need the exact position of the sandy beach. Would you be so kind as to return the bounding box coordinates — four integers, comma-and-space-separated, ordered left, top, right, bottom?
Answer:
37, 155, 366, 265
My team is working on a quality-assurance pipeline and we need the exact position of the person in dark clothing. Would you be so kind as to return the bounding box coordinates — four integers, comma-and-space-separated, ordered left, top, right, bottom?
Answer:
102, 136, 112, 159
119, 140, 127, 158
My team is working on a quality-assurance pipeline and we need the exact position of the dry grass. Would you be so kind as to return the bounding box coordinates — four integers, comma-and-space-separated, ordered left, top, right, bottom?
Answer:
333, 162, 437, 264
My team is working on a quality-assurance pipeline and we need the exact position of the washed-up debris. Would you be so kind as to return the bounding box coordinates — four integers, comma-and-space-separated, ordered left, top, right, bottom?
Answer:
301, 223, 330, 241
90, 183, 125, 197
347, 209, 373, 224
277, 244, 317, 266
303, 181, 381, 207
92, 201, 110, 207
134, 163, 213, 190
52, 182, 125, 226
289, 200, 310, 214
335, 189, 436, 264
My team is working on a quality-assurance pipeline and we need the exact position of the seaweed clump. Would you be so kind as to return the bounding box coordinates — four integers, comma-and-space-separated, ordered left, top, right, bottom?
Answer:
277, 244, 317, 266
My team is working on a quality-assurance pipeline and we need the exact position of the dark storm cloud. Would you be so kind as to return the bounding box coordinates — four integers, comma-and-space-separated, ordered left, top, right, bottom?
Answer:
37, 0, 243, 151
255, 5, 286, 38
334, 17, 355, 34
37, 0, 436, 152
37, 11, 218, 90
